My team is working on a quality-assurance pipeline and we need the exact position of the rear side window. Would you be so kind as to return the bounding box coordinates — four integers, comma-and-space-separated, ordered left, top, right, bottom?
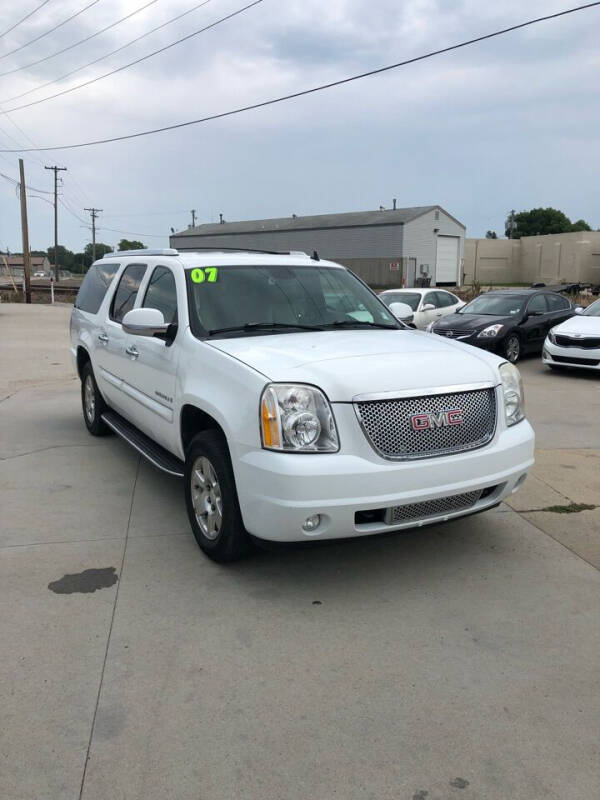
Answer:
74, 262, 120, 314
436, 291, 456, 308
527, 294, 549, 314
546, 294, 570, 311
110, 263, 147, 323
142, 266, 178, 324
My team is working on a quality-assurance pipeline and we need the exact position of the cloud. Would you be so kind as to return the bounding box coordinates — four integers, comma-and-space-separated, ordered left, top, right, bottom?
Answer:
0, 0, 599, 254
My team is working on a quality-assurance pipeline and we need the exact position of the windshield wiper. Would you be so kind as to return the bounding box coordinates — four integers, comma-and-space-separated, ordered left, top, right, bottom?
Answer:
326, 319, 399, 330
207, 322, 325, 336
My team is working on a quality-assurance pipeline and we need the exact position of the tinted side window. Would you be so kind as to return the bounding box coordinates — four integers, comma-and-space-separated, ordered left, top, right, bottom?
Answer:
423, 292, 439, 308
74, 262, 119, 314
436, 291, 455, 308
527, 294, 549, 314
110, 264, 147, 323
143, 266, 178, 324
546, 294, 569, 311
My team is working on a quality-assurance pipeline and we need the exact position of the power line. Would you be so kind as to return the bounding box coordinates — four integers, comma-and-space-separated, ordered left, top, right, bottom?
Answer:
0, 0, 54, 40
0, 0, 99, 61
97, 225, 167, 239
2, 0, 214, 102
0, 168, 54, 194
0, 0, 159, 78
0, 1, 597, 153
0, 0, 262, 113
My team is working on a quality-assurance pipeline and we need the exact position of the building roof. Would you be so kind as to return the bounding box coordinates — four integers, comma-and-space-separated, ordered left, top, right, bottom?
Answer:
174, 206, 442, 237
1, 255, 48, 267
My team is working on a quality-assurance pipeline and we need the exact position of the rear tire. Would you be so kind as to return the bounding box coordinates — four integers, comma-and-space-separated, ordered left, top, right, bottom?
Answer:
502, 333, 521, 363
81, 362, 109, 436
184, 430, 252, 562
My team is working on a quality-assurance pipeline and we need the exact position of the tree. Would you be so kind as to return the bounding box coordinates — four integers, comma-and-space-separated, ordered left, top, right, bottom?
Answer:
84, 242, 113, 261
72, 252, 93, 273
570, 219, 592, 232
118, 239, 146, 251
485, 230, 498, 239
505, 207, 592, 238
47, 245, 75, 269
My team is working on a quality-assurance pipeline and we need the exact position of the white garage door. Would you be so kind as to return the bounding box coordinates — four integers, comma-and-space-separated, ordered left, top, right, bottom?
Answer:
435, 235, 459, 284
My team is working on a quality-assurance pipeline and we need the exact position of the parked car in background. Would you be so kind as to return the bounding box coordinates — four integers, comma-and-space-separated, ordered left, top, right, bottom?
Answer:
33, 271, 45, 277
543, 297, 600, 371
428, 289, 575, 363
379, 288, 465, 330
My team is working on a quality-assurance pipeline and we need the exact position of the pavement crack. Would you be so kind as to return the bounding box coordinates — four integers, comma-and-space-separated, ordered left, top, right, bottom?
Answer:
0, 443, 105, 461
78, 454, 140, 800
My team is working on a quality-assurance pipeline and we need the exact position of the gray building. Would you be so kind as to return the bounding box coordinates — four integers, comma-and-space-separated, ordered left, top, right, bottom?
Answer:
170, 205, 466, 288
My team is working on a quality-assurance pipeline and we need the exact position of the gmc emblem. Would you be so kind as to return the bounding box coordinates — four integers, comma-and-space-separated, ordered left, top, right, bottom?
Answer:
411, 409, 464, 431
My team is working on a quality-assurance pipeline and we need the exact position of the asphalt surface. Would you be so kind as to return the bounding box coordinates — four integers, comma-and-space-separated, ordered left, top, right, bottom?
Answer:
1, 303, 598, 800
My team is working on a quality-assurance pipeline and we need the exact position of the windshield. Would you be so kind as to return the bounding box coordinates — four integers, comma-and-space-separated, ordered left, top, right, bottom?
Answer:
459, 294, 526, 316
186, 263, 399, 337
381, 292, 421, 311
583, 298, 600, 317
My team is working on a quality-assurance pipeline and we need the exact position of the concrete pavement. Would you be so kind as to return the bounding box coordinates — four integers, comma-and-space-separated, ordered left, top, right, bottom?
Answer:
1, 304, 598, 800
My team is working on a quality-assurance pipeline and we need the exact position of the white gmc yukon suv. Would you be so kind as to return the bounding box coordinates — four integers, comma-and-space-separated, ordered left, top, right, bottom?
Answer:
70, 248, 534, 562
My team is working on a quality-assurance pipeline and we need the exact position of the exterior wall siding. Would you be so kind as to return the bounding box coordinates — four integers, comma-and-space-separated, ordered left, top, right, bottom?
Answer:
402, 209, 465, 286
173, 224, 403, 261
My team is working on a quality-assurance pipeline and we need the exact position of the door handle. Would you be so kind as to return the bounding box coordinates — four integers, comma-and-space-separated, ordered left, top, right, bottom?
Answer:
125, 345, 139, 359
98, 333, 109, 344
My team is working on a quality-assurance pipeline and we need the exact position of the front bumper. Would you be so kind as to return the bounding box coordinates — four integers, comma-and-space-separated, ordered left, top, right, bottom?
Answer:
543, 339, 600, 370
234, 406, 534, 542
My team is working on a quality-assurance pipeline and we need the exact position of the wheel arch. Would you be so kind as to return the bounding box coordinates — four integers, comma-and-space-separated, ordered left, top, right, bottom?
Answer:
180, 404, 228, 456
76, 345, 91, 379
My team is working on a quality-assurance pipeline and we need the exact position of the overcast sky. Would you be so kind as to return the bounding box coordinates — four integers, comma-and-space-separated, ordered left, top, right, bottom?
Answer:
0, 0, 598, 254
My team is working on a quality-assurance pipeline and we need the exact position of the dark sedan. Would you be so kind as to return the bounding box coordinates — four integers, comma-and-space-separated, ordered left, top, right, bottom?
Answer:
428, 289, 575, 363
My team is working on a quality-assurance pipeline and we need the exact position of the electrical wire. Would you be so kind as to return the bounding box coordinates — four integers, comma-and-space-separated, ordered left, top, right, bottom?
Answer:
0, 0, 262, 113
0, 0, 159, 78
97, 225, 167, 239
2, 0, 214, 100
0, 169, 54, 193
0, 1, 597, 152
0, 0, 99, 61
0, 0, 54, 40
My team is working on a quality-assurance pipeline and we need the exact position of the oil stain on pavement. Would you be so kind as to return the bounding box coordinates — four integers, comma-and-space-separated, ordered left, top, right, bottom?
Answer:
48, 567, 118, 594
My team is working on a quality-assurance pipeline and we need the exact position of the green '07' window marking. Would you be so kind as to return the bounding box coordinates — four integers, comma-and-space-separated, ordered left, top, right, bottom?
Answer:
191, 267, 218, 284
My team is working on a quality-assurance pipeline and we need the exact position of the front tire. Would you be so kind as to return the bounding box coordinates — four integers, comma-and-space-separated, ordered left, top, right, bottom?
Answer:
184, 430, 252, 562
81, 362, 109, 436
503, 333, 521, 363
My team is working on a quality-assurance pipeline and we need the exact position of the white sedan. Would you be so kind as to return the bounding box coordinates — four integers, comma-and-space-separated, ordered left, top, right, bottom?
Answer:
543, 297, 600, 371
379, 288, 465, 330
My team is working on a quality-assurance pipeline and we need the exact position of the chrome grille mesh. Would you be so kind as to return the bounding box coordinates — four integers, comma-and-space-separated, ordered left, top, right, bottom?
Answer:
355, 388, 496, 460
386, 490, 483, 524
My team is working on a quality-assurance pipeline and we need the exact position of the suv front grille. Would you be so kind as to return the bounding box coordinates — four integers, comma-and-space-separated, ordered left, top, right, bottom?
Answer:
355, 388, 497, 460
385, 489, 483, 524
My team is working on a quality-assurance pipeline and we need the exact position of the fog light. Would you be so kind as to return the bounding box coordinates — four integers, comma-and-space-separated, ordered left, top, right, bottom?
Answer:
302, 514, 321, 532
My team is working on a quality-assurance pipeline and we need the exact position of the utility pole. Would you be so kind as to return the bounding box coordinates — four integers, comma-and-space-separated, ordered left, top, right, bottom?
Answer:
18, 158, 31, 304
45, 164, 67, 282
84, 207, 102, 261
190, 209, 196, 227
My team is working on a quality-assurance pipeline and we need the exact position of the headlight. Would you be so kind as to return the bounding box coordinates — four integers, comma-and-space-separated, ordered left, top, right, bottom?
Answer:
499, 362, 525, 426
260, 383, 339, 452
478, 324, 504, 338
547, 329, 557, 344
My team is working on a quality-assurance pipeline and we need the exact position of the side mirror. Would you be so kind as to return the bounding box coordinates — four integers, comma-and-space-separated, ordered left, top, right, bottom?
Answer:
122, 307, 169, 337
388, 301, 414, 322
574, 306, 584, 314
421, 303, 435, 312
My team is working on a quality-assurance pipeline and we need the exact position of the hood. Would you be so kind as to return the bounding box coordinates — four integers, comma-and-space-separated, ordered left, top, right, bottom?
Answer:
552, 315, 600, 336
208, 330, 502, 401
434, 313, 515, 332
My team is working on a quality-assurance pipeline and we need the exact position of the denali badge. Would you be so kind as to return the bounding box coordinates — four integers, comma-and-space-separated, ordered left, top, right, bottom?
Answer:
411, 409, 464, 431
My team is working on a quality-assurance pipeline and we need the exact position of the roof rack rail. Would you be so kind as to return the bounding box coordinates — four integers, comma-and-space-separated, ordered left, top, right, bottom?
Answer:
103, 248, 179, 258
182, 247, 307, 256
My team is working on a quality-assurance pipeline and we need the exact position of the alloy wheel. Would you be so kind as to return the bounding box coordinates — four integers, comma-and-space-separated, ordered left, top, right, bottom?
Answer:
190, 456, 223, 540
